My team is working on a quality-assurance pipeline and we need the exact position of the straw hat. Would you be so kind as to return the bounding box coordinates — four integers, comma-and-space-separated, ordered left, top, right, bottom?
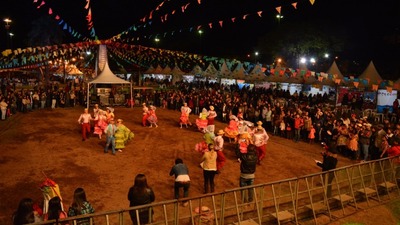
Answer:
256, 121, 263, 126
117, 119, 123, 123
217, 130, 225, 135
209, 105, 214, 110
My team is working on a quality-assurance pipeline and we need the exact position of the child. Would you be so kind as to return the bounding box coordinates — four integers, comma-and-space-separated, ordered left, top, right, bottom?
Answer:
308, 125, 316, 144
280, 120, 286, 137
286, 123, 293, 140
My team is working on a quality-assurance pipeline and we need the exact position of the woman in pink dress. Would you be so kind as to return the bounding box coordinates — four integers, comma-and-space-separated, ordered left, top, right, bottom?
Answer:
94, 110, 108, 139
308, 125, 316, 144
147, 105, 158, 128
179, 103, 192, 128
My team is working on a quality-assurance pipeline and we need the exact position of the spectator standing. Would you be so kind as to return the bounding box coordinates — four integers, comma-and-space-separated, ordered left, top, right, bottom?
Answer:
315, 143, 338, 197
237, 144, 258, 203
201, 143, 218, 193
169, 158, 191, 206
128, 174, 156, 225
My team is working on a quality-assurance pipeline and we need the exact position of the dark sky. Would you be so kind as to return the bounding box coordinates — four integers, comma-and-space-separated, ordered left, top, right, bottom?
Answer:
1, 0, 399, 78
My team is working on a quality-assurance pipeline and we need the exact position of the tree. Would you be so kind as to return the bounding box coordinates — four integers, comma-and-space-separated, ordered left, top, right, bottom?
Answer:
27, 15, 65, 47
257, 21, 345, 69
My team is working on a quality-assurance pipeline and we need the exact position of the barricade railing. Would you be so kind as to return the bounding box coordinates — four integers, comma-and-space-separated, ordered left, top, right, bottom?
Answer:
32, 156, 400, 225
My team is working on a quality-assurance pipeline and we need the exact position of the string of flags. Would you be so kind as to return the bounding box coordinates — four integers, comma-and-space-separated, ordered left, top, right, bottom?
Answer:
32, 0, 96, 41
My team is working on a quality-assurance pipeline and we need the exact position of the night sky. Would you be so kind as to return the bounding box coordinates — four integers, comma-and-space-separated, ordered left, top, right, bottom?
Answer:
0, 0, 399, 78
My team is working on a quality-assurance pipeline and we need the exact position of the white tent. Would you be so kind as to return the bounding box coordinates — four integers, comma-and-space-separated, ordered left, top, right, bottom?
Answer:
218, 60, 232, 78
202, 63, 218, 79
160, 65, 172, 75
358, 60, 383, 88
87, 45, 132, 108
230, 62, 247, 80
247, 64, 267, 83
171, 65, 185, 84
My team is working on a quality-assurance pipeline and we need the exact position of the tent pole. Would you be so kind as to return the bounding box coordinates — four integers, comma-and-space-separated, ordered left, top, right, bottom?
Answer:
130, 82, 133, 109
87, 83, 90, 109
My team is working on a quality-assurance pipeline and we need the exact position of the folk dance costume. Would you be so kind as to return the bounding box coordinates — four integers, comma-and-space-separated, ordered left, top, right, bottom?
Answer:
180, 103, 192, 128
195, 127, 215, 154
214, 130, 226, 172
253, 121, 269, 165
206, 106, 217, 134
196, 108, 208, 132
105, 107, 115, 123
224, 115, 239, 142
93, 110, 108, 139
142, 103, 149, 127
78, 108, 93, 141
104, 119, 118, 155
115, 119, 134, 151
147, 105, 158, 128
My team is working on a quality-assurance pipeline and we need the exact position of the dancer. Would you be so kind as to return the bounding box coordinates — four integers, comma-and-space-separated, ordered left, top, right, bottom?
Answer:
105, 107, 115, 123
253, 121, 269, 165
206, 105, 217, 134
93, 110, 108, 139
196, 108, 208, 132
179, 102, 192, 128
142, 103, 149, 127
115, 119, 134, 152
104, 119, 118, 155
214, 129, 226, 173
147, 105, 158, 128
78, 108, 93, 141
224, 115, 239, 143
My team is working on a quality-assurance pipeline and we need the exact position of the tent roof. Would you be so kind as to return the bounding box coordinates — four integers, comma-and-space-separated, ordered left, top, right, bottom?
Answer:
218, 61, 232, 78
202, 63, 218, 78
326, 61, 344, 79
358, 61, 383, 85
89, 62, 130, 84
160, 65, 172, 75
171, 65, 185, 75
144, 65, 155, 74
229, 63, 247, 80
190, 65, 203, 75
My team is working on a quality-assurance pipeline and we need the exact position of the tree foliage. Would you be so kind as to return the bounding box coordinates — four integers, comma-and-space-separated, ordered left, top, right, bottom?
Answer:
257, 21, 346, 67
27, 15, 65, 47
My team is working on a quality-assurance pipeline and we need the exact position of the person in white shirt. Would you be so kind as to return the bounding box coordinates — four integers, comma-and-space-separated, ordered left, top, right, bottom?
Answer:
78, 108, 93, 141
214, 130, 226, 173
253, 121, 269, 165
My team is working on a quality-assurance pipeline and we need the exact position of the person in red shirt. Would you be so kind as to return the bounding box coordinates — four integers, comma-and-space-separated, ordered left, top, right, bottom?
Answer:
293, 114, 304, 142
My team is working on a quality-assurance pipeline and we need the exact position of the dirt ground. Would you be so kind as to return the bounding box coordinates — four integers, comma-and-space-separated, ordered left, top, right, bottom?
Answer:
0, 106, 398, 224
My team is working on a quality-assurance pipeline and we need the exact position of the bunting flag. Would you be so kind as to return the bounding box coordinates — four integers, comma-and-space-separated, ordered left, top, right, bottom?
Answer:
149, 10, 154, 19
231, 17, 236, 22
318, 76, 323, 82
292, 2, 297, 9
208, 23, 212, 28
353, 81, 359, 88
275, 6, 281, 14
198, 0, 201, 4
48, 8, 52, 15
37, 0, 45, 9
387, 87, 393, 93
335, 79, 341, 84
84, 0, 90, 9
309, 0, 315, 5
257, 11, 263, 17
243, 14, 249, 19
372, 84, 378, 91
219, 21, 223, 27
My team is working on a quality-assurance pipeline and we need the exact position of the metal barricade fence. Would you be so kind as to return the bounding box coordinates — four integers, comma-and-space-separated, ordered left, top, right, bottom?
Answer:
32, 156, 400, 225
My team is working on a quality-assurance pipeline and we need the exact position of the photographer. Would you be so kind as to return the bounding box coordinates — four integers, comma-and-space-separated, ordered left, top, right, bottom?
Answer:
315, 143, 338, 197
